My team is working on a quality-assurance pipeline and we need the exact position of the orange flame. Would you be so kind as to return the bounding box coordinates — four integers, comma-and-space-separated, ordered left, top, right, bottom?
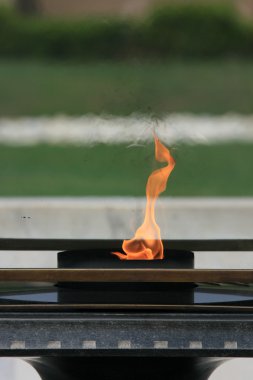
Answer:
112, 133, 175, 260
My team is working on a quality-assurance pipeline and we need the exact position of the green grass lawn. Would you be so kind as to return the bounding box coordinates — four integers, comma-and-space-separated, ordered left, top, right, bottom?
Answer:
1, 59, 253, 116
0, 143, 252, 196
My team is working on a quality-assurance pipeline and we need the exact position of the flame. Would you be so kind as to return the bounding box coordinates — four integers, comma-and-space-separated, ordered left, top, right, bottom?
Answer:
113, 133, 175, 260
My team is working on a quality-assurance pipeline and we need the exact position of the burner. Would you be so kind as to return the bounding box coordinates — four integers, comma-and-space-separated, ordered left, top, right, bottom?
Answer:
58, 248, 194, 269
0, 239, 253, 380
57, 248, 195, 305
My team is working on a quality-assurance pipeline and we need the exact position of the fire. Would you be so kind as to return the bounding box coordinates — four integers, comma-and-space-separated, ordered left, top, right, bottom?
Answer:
113, 133, 175, 260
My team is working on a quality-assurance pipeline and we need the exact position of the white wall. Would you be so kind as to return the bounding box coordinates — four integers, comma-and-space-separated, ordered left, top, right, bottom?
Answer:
0, 197, 253, 268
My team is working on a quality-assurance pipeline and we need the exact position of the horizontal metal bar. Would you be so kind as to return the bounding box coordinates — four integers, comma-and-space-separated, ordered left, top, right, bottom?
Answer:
0, 269, 253, 283
1, 238, 253, 251
0, 304, 252, 312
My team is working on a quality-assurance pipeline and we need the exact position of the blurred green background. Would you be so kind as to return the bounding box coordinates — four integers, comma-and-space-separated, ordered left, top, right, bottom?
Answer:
1, 59, 253, 116
0, 0, 253, 196
0, 143, 252, 196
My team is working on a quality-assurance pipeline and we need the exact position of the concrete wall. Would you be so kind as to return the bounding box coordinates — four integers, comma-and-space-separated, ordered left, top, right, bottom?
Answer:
0, 197, 253, 269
